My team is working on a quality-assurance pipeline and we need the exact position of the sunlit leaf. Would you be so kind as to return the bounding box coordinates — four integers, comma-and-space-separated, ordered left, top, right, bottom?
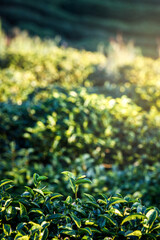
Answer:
121, 214, 145, 225
70, 212, 81, 228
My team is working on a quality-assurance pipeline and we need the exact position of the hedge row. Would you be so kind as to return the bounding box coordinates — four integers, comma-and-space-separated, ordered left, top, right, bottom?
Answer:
0, 31, 105, 102
1, 87, 160, 168
90, 51, 160, 111
1, 173, 160, 239
1, 151, 160, 207
1, 31, 160, 112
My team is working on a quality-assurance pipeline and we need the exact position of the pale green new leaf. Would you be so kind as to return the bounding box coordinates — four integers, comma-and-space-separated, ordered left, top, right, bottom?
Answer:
33, 188, 45, 198
125, 230, 142, 237
121, 214, 145, 225
75, 179, 92, 185
146, 209, 158, 229
37, 176, 48, 182
50, 193, 63, 201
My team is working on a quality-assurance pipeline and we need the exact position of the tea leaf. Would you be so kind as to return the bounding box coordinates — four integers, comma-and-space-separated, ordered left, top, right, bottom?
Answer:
121, 214, 145, 225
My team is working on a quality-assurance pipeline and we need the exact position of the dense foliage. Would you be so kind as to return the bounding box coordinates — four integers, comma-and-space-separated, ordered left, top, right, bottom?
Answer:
1, 86, 160, 170
92, 54, 160, 111
0, 33, 160, 169
2, 155, 160, 208
1, 31, 160, 240
0, 31, 105, 103
1, 173, 160, 240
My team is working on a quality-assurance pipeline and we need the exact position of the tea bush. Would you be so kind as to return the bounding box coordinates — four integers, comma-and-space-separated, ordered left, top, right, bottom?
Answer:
115, 57, 160, 111
0, 31, 105, 102
2, 154, 160, 207
85, 163, 160, 208
92, 55, 160, 111
1, 87, 160, 168
1, 31, 160, 221
1, 172, 160, 239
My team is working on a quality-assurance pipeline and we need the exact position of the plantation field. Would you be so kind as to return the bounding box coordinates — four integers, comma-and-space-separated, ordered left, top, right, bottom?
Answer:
1, 0, 160, 57
1, 30, 160, 239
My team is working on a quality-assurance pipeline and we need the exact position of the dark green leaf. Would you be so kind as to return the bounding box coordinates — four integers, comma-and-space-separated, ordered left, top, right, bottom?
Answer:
41, 228, 49, 240
3, 224, 11, 236
70, 212, 81, 228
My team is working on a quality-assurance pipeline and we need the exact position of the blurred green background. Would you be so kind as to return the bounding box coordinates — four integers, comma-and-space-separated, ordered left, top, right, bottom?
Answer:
1, 0, 160, 57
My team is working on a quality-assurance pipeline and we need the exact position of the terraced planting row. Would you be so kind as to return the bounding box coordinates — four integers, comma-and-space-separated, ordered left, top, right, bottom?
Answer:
1, 0, 160, 56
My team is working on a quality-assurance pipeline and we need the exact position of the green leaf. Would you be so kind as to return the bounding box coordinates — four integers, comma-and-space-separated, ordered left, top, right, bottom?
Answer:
50, 193, 63, 200
31, 202, 40, 208
97, 199, 107, 205
46, 214, 64, 221
61, 171, 75, 179
77, 175, 86, 180
60, 229, 76, 236
85, 220, 97, 226
6, 206, 17, 220
150, 223, 160, 232
3, 224, 11, 236
29, 208, 45, 216
100, 194, 109, 202
70, 212, 81, 228
4, 199, 12, 208
0, 179, 13, 188
33, 173, 39, 186
90, 227, 101, 233
41, 221, 50, 229
146, 209, 158, 228
85, 201, 101, 209
101, 227, 110, 234
81, 236, 92, 240
16, 222, 27, 231
121, 214, 145, 225
29, 221, 42, 231
98, 217, 106, 228
125, 230, 142, 237
25, 186, 34, 196
37, 176, 48, 182
110, 208, 123, 217
18, 237, 30, 240
74, 207, 86, 216
79, 227, 92, 236
40, 228, 49, 240
15, 235, 30, 240
108, 197, 127, 206
33, 188, 45, 198
65, 196, 73, 204
75, 179, 92, 185
69, 177, 76, 193
84, 193, 96, 202
99, 214, 118, 226
33, 232, 39, 239
19, 203, 28, 220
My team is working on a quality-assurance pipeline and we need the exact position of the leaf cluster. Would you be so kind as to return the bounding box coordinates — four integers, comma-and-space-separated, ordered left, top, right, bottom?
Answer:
1, 173, 160, 240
